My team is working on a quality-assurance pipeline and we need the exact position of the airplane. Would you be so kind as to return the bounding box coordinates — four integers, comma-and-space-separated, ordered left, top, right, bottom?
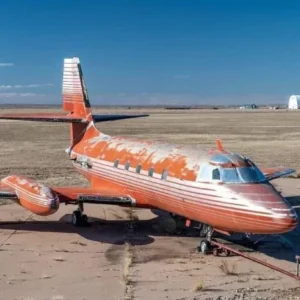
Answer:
0, 57, 298, 254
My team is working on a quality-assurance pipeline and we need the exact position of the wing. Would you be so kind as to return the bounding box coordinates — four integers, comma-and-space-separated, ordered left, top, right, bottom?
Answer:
52, 186, 135, 206
261, 167, 295, 181
0, 185, 135, 206
0, 185, 17, 199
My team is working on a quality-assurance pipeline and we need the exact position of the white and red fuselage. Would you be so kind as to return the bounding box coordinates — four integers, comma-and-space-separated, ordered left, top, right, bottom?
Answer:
69, 130, 298, 234
0, 56, 298, 236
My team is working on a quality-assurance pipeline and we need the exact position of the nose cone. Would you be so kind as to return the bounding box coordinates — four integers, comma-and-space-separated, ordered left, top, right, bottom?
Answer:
270, 205, 298, 233
40, 187, 60, 213
229, 183, 298, 234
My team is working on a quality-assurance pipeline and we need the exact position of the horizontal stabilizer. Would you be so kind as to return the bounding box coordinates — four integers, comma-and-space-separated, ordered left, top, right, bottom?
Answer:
0, 113, 85, 123
0, 113, 149, 123
93, 114, 149, 123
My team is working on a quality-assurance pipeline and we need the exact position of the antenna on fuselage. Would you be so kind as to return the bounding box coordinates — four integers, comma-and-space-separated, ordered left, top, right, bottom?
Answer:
216, 139, 224, 152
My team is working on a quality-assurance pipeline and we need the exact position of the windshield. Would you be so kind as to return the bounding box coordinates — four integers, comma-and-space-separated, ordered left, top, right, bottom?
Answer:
237, 166, 266, 183
196, 158, 266, 184
220, 166, 266, 183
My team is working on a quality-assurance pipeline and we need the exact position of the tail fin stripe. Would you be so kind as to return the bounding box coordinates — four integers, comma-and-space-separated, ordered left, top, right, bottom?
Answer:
62, 57, 92, 120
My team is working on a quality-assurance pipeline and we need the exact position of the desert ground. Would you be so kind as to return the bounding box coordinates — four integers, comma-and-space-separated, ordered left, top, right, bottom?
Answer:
0, 107, 300, 300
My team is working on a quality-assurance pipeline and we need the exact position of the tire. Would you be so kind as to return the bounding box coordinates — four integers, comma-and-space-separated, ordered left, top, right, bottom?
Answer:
81, 214, 88, 225
200, 241, 208, 255
72, 210, 82, 227
212, 247, 219, 256
222, 249, 230, 257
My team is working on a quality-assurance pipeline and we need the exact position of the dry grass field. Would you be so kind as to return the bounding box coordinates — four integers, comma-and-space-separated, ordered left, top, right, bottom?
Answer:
0, 107, 300, 300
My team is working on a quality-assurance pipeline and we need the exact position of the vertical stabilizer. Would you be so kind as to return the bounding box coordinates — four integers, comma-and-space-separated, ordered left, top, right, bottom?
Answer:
63, 57, 93, 122
62, 57, 98, 145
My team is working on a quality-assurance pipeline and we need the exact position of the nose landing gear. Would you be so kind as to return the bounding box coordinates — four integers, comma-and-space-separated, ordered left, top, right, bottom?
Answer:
197, 225, 231, 257
198, 225, 214, 255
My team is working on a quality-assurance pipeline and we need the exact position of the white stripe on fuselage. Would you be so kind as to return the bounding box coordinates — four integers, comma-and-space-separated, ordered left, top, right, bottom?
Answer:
74, 165, 295, 231
71, 151, 286, 218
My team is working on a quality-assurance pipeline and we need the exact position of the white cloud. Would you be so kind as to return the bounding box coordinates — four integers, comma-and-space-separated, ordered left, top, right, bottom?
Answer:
0, 63, 14, 67
0, 93, 45, 98
0, 84, 54, 90
174, 74, 191, 79
0, 85, 13, 89
22, 83, 53, 88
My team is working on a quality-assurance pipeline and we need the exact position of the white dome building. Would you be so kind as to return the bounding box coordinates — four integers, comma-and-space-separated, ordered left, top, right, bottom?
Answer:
288, 95, 300, 109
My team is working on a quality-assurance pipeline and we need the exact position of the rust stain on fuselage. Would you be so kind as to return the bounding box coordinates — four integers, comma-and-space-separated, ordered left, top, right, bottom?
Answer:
79, 135, 206, 181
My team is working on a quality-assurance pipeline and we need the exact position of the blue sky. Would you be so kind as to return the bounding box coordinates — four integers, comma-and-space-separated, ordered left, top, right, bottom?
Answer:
1, 0, 300, 105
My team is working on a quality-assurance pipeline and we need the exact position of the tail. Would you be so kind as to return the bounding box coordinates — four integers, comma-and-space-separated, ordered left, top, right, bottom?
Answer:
62, 57, 93, 122
0, 57, 149, 146
62, 57, 98, 145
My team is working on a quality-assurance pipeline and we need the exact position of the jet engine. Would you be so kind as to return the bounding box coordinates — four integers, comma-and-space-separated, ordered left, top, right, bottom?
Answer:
1, 175, 59, 216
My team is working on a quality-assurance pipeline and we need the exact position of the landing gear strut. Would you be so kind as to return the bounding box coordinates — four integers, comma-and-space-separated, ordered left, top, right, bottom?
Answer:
71, 202, 88, 227
198, 225, 214, 255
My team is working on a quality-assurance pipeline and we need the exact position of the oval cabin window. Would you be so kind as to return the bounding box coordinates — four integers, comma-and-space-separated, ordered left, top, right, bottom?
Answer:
161, 169, 168, 180
148, 167, 154, 177
125, 161, 130, 170
136, 164, 142, 173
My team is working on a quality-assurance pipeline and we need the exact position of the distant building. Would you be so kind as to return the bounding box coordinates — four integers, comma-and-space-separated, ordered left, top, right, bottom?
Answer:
239, 104, 257, 109
288, 95, 300, 109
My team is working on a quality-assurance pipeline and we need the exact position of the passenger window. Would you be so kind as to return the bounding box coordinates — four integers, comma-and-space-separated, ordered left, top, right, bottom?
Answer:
212, 168, 220, 180
136, 164, 142, 173
114, 159, 119, 168
148, 167, 154, 177
161, 169, 168, 180
125, 161, 130, 170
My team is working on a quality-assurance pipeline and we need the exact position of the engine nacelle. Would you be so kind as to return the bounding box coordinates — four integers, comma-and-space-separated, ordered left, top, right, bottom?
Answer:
1, 175, 59, 216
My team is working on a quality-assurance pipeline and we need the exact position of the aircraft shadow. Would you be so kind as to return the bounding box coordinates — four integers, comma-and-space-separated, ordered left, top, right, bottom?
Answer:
0, 209, 199, 247
0, 205, 298, 264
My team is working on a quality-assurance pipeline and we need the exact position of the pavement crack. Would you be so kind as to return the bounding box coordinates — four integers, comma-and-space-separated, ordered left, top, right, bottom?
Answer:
0, 213, 33, 249
121, 208, 138, 300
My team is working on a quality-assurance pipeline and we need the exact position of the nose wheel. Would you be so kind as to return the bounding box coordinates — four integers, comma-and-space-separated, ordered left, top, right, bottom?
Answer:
197, 225, 214, 255
199, 240, 209, 254
197, 226, 232, 257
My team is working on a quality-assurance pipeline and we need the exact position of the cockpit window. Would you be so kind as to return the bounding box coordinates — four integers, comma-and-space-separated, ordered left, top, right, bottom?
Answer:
219, 168, 239, 183
237, 165, 265, 183
196, 156, 266, 184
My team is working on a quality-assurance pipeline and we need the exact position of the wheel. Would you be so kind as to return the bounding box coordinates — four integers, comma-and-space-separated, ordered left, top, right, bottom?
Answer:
221, 248, 230, 257
81, 214, 88, 224
72, 210, 82, 227
200, 241, 209, 255
212, 247, 219, 256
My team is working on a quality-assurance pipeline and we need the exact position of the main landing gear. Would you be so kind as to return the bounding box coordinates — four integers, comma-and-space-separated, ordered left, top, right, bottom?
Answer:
71, 202, 89, 227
